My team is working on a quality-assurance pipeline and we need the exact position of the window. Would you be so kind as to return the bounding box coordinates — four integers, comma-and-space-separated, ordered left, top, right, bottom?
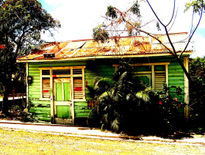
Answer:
41, 70, 51, 98
73, 77, 83, 99
154, 65, 166, 91
114, 63, 169, 91
54, 78, 71, 101
134, 66, 152, 87
134, 64, 168, 91
40, 67, 85, 100
42, 78, 50, 98
52, 69, 70, 75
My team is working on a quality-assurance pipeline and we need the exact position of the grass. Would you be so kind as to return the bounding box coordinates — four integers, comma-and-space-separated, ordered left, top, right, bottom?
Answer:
0, 128, 204, 154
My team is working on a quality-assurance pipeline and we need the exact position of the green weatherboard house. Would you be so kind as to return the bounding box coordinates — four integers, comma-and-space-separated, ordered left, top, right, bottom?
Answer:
17, 32, 192, 124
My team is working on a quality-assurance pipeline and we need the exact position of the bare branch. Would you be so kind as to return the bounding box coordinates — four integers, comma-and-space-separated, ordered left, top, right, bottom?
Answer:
168, 7, 178, 31
180, 5, 203, 57
166, 0, 176, 27
111, 6, 178, 56
146, 0, 165, 27
145, 0, 178, 56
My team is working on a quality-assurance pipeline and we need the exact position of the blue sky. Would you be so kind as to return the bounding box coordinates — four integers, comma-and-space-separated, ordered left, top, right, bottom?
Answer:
38, 0, 205, 57
196, 28, 205, 37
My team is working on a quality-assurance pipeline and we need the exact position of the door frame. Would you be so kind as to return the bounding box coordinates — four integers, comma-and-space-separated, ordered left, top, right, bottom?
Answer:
53, 77, 73, 124
39, 66, 86, 124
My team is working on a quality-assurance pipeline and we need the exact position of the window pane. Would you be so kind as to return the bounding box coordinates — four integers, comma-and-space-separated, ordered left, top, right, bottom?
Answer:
73, 77, 83, 99
42, 78, 50, 98
64, 82, 70, 101
134, 66, 151, 72
155, 72, 166, 91
52, 69, 70, 75
42, 70, 50, 75
73, 69, 82, 74
136, 73, 152, 86
154, 65, 165, 71
56, 83, 63, 101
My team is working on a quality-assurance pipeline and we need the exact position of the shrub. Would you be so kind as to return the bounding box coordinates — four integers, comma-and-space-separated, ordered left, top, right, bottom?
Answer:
189, 57, 205, 132
88, 62, 185, 136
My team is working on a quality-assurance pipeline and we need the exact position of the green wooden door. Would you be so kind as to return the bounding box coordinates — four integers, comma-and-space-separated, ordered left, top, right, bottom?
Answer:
54, 78, 73, 124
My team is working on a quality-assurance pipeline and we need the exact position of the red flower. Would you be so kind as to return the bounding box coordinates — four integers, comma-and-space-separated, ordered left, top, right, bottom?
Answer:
0, 44, 5, 49
159, 100, 162, 105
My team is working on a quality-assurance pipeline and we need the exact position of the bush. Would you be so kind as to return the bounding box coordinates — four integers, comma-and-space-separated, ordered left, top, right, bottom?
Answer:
87, 62, 184, 136
189, 57, 205, 132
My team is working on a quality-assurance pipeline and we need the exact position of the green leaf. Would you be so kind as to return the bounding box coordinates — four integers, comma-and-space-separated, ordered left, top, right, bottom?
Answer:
131, 1, 141, 17
106, 6, 117, 19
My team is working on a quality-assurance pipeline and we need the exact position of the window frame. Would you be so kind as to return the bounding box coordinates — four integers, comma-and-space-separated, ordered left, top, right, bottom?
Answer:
39, 66, 85, 101
113, 62, 169, 91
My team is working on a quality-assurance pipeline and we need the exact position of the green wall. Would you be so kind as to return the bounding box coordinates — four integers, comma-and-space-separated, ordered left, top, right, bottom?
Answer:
28, 57, 186, 123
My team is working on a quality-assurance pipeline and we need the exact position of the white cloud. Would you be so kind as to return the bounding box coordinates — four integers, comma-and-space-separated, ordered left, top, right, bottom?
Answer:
42, 0, 137, 41
191, 34, 205, 58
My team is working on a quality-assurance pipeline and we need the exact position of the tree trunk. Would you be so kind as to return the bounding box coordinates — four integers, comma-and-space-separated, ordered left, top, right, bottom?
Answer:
2, 84, 9, 115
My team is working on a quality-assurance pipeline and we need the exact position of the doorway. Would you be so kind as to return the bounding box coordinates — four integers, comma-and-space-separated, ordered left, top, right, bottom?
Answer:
53, 77, 73, 124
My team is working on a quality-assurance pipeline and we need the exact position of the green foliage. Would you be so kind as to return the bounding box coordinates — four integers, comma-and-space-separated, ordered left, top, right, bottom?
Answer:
88, 62, 146, 132
156, 22, 161, 31
93, 25, 109, 43
20, 108, 38, 122
93, 2, 142, 42
20, 100, 38, 122
189, 57, 205, 132
106, 6, 117, 19
88, 62, 185, 136
0, 0, 60, 114
185, 0, 205, 13
131, 0, 141, 17
157, 85, 185, 134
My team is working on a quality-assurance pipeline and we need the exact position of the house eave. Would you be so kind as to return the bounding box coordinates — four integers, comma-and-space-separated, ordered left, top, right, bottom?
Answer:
17, 51, 192, 63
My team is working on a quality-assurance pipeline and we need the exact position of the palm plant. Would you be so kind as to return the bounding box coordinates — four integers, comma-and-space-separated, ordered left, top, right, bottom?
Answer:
87, 62, 159, 133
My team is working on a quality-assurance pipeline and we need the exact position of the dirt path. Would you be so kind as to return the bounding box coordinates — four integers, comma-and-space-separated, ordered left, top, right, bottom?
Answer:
0, 128, 204, 154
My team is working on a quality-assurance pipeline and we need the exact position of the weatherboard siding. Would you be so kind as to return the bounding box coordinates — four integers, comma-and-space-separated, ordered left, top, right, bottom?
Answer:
27, 57, 186, 123
28, 63, 49, 121
28, 61, 115, 122
168, 61, 185, 102
28, 61, 87, 122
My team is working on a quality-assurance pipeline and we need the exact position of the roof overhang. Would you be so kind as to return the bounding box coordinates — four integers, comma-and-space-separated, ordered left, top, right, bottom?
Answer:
17, 51, 193, 63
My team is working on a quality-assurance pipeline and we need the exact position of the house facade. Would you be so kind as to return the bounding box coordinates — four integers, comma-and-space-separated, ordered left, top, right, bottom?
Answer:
17, 32, 192, 124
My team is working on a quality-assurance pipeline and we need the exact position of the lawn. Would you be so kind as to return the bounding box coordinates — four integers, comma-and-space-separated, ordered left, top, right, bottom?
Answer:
0, 128, 204, 154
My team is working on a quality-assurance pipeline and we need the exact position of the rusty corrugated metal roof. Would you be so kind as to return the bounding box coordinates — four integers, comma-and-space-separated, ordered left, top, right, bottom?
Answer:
17, 32, 193, 62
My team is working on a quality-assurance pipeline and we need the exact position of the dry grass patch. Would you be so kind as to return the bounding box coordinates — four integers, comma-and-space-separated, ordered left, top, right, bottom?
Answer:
0, 128, 204, 154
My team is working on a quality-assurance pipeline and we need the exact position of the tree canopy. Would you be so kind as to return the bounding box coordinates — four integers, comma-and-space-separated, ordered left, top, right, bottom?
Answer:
0, 0, 60, 114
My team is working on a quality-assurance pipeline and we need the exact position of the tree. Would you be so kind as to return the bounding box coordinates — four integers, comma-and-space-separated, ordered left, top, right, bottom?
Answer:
93, 0, 205, 82
0, 0, 60, 114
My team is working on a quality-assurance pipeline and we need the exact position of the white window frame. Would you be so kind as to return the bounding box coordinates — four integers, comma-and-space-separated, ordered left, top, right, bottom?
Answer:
39, 66, 86, 101
113, 62, 169, 91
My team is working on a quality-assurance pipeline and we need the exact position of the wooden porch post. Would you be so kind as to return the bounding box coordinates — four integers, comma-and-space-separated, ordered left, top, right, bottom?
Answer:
184, 57, 189, 120
26, 63, 29, 108
71, 67, 75, 124
50, 69, 55, 123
